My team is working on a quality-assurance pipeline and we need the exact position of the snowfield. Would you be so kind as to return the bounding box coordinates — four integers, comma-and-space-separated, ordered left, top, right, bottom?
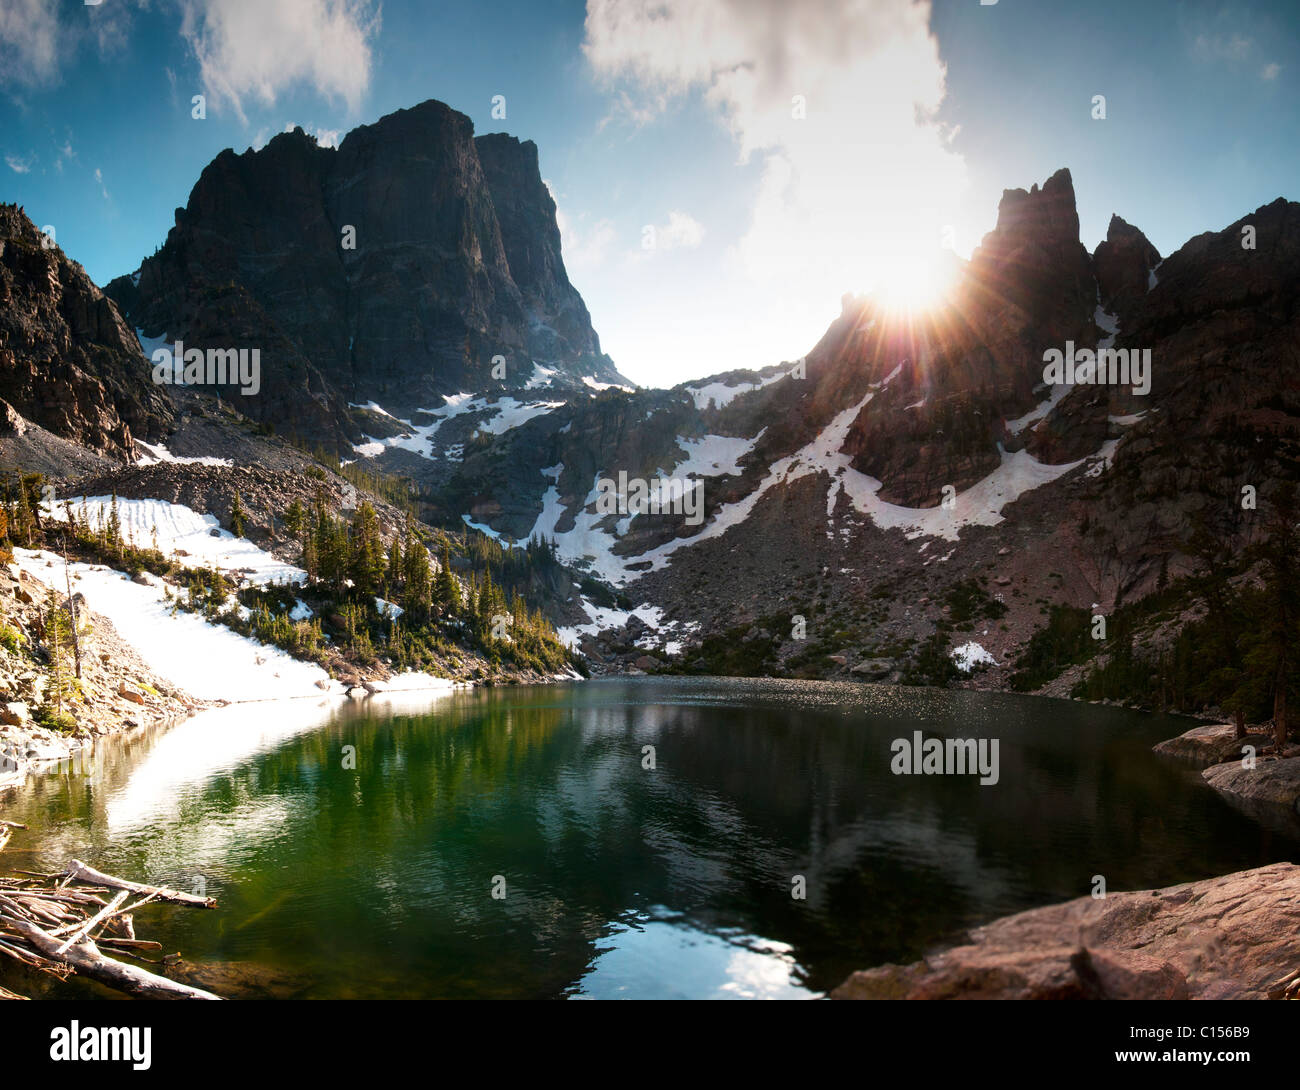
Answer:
685, 370, 786, 410
499, 388, 1105, 587
352, 394, 565, 459
13, 548, 339, 701
135, 440, 233, 468
18, 492, 475, 704
42, 495, 305, 585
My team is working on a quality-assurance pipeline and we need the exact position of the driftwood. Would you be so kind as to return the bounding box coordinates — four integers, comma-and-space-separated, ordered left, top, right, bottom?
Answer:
0, 840, 224, 999
3, 914, 221, 1000
64, 860, 217, 908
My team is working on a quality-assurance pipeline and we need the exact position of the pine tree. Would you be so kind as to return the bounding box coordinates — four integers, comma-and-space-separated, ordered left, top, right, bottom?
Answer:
386, 533, 404, 596
402, 536, 432, 621
284, 499, 306, 545
106, 493, 122, 554
229, 491, 247, 538
437, 544, 461, 613
349, 501, 385, 598
44, 589, 75, 721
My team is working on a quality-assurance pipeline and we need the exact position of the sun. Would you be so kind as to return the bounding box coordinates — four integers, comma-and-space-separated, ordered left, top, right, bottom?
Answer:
875, 251, 960, 313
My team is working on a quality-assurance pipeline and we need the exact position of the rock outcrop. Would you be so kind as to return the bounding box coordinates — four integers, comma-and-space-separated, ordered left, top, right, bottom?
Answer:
833, 863, 1300, 999
1203, 756, 1300, 812
0, 205, 173, 460
1152, 722, 1268, 768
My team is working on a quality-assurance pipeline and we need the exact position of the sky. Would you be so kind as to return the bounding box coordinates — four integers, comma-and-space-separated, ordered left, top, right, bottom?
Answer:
1, 0, 1296, 389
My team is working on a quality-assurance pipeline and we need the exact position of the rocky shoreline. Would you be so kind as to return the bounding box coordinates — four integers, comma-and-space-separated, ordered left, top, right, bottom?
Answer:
1154, 721, 1300, 819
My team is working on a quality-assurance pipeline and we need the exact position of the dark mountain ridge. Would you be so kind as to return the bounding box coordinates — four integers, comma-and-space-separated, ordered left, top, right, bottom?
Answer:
107, 99, 625, 452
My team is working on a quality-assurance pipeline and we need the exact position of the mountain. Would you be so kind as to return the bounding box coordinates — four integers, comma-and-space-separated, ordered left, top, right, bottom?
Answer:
6, 121, 1298, 710
0, 204, 173, 461
106, 100, 626, 452
380, 168, 1299, 693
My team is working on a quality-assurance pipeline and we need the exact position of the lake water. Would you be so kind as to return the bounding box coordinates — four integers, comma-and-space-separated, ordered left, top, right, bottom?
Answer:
2, 677, 1297, 999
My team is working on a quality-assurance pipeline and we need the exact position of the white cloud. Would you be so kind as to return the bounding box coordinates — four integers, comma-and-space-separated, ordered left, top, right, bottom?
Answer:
180, 0, 380, 122
1261, 62, 1281, 81
551, 182, 618, 273
0, 0, 60, 88
282, 122, 344, 148
5, 154, 33, 174
648, 210, 704, 253
94, 166, 109, 200
1192, 32, 1253, 63
582, 0, 969, 381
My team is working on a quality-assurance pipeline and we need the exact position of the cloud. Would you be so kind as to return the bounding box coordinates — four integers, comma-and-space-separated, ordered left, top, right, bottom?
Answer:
180, 0, 380, 122
94, 166, 109, 200
0, 0, 61, 88
1191, 32, 1253, 62
582, 0, 968, 376
1261, 62, 1281, 81
5, 153, 33, 174
552, 187, 617, 273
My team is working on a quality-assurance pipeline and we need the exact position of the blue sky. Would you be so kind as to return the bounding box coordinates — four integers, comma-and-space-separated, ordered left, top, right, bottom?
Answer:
1, 0, 1296, 388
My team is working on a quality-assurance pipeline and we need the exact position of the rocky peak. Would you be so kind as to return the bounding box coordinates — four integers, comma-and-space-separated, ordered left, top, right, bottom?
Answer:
1093, 213, 1160, 320
0, 204, 172, 461
966, 167, 1095, 342
107, 99, 625, 452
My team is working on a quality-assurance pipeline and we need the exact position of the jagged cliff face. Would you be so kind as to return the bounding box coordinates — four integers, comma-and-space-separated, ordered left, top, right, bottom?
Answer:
107, 100, 623, 450
0, 205, 173, 460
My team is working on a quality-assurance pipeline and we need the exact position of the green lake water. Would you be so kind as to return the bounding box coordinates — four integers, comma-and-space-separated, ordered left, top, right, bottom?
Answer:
2, 677, 1296, 999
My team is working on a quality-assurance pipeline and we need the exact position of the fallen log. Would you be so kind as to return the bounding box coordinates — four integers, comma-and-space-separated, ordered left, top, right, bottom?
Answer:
0, 839, 224, 998
3, 914, 222, 1000
63, 860, 216, 908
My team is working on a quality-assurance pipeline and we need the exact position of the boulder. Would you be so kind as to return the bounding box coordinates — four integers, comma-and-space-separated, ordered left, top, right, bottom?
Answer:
833, 945, 1188, 1001
117, 681, 147, 705
1153, 722, 1268, 768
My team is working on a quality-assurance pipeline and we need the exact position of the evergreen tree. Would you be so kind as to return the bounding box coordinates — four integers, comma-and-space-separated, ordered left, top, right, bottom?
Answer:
349, 501, 385, 598
437, 544, 461, 613
229, 491, 247, 537
284, 499, 306, 545
402, 535, 432, 621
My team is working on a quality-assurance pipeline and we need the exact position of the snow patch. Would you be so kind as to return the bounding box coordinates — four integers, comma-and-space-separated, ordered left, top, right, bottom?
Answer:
951, 641, 998, 672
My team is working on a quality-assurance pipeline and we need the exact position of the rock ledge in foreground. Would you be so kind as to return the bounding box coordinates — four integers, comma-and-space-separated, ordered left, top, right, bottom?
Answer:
833, 863, 1300, 1000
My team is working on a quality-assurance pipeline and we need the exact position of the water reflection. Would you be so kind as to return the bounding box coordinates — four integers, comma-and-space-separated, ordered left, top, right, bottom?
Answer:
2, 677, 1297, 999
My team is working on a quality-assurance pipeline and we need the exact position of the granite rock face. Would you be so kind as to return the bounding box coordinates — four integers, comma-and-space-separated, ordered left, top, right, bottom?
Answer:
107, 101, 623, 450
0, 205, 174, 460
